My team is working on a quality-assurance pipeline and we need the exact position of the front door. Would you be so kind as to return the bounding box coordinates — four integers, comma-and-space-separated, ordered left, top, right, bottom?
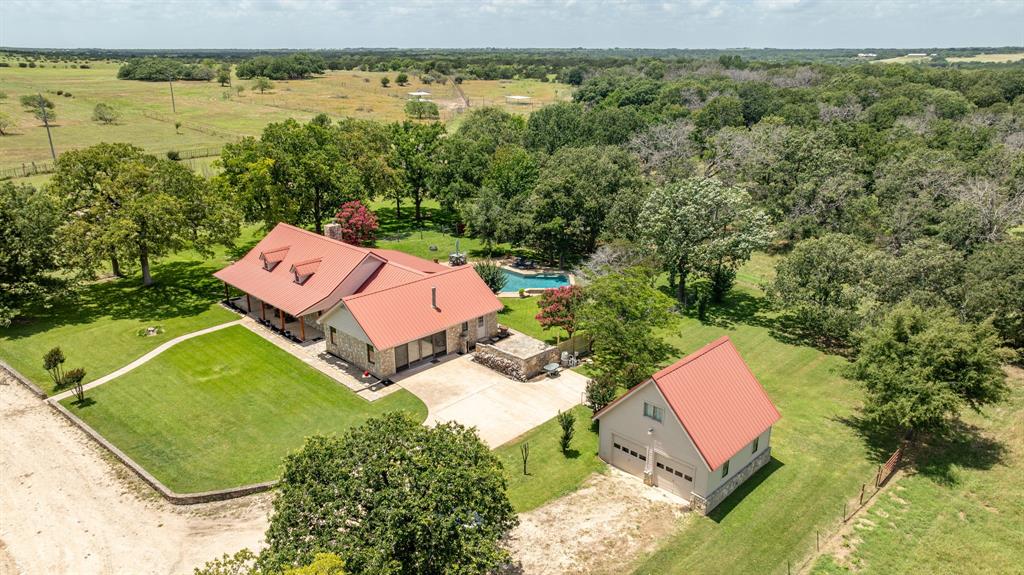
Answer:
476, 316, 486, 340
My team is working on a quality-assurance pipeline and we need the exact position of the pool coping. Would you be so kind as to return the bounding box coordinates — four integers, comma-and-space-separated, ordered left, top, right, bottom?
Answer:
497, 264, 575, 298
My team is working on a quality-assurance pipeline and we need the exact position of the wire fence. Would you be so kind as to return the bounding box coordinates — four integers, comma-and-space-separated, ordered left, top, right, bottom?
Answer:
1, 146, 224, 181
772, 443, 906, 575
0, 161, 56, 179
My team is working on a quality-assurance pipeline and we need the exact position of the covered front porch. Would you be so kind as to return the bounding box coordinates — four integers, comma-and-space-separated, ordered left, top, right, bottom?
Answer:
221, 283, 323, 344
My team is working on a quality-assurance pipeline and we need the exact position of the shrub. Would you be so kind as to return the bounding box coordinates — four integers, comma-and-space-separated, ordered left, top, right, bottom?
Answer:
92, 103, 121, 124
585, 377, 617, 413
43, 347, 66, 389
557, 410, 576, 453
474, 261, 507, 293
331, 200, 379, 246
405, 99, 439, 119
166, 150, 180, 160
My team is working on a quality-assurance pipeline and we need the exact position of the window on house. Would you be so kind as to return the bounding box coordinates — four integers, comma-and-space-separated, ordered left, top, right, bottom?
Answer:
722, 460, 730, 478
752, 437, 759, 454
477, 316, 485, 328
462, 321, 469, 333
329, 327, 336, 345
366, 344, 376, 365
643, 402, 663, 422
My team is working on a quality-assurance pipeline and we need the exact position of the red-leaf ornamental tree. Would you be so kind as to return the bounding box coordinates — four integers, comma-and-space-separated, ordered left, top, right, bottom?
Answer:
535, 285, 584, 344
333, 200, 379, 246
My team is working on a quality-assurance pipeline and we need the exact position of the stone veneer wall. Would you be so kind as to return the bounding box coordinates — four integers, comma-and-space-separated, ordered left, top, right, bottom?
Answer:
474, 341, 560, 380
693, 447, 772, 515
327, 329, 374, 375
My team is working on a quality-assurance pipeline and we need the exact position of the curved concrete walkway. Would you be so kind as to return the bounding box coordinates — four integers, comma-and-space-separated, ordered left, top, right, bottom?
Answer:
49, 320, 242, 402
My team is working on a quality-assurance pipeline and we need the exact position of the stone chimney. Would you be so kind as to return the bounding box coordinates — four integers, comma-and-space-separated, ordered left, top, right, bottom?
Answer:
431, 286, 438, 310
324, 222, 343, 242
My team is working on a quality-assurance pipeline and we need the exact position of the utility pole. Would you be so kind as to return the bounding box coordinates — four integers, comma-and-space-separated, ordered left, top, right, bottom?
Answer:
168, 77, 177, 113
38, 93, 56, 161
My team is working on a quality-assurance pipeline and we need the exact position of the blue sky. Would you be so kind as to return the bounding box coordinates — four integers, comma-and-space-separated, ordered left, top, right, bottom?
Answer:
2, 0, 1022, 49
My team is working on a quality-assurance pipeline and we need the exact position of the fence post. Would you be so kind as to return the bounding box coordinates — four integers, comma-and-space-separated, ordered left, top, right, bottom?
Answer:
859, 483, 866, 505
816, 530, 819, 551
875, 464, 882, 487
843, 502, 848, 522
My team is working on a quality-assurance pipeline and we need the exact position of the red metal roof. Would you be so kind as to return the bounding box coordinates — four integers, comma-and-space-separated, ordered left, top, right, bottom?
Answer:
214, 223, 502, 346
341, 266, 503, 350
595, 336, 780, 471
215, 223, 375, 317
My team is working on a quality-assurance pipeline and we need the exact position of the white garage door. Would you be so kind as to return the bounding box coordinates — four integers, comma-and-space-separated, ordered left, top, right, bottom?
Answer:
653, 454, 695, 498
611, 434, 647, 477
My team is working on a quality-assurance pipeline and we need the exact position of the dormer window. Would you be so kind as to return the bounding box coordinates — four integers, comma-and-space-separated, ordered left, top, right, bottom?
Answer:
290, 258, 322, 286
259, 246, 290, 271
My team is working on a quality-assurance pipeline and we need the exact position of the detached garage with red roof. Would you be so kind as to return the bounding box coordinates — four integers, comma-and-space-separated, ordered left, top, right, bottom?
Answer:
592, 336, 781, 513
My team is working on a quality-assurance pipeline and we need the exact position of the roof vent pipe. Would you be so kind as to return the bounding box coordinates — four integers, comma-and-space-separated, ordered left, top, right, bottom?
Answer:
431, 286, 438, 310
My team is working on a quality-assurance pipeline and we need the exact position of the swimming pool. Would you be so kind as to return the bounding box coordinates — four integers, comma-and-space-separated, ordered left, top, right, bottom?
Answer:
501, 269, 571, 292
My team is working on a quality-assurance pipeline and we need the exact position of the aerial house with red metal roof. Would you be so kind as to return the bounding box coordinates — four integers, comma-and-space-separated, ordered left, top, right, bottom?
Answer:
592, 336, 781, 513
214, 222, 503, 379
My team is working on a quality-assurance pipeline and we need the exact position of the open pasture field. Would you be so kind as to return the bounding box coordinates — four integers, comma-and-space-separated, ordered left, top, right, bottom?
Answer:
0, 55, 568, 170
946, 52, 1024, 63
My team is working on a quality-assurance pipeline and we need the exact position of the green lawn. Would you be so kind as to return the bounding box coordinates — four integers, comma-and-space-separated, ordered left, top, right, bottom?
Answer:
60, 325, 426, 493
497, 296, 569, 344
369, 198, 510, 261
487, 257, 889, 575
0, 226, 263, 394
809, 368, 1024, 575
495, 404, 606, 512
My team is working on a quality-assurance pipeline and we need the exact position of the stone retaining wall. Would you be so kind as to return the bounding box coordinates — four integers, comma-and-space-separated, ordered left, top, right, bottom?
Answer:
693, 447, 772, 515
474, 342, 560, 380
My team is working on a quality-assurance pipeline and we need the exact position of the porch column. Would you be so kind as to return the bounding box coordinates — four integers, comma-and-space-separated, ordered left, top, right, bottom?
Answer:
223, 282, 229, 300
245, 294, 252, 313
260, 301, 266, 321
299, 315, 306, 341
279, 308, 286, 331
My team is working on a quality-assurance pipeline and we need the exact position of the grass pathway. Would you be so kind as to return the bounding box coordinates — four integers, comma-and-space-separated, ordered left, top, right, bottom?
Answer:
48, 319, 242, 401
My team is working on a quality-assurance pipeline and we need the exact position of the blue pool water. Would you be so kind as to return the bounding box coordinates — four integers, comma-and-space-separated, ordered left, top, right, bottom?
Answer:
501, 269, 570, 292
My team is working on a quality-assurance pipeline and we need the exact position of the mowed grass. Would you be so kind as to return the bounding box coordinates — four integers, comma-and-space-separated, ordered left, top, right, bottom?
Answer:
0, 58, 568, 169
495, 404, 605, 512
809, 368, 1024, 575
60, 325, 427, 493
947, 52, 1024, 63
498, 296, 568, 344
0, 225, 262, 394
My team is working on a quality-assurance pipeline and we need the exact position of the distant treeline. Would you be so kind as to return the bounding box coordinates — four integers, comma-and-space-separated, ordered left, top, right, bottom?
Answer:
117, 57, 216, 81
235, 53, 326, 80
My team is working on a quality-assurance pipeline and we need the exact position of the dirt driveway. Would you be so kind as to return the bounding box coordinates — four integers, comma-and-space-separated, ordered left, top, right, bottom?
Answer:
506, 469, 690, 575
398, 355, 588, 447
0, 375, 270, 575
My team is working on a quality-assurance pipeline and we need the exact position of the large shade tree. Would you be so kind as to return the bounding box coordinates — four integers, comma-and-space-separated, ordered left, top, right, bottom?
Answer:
527, 146, 642, 265
0, 182, 65, 326
390, 120, 445, 222
220, 115, 396, 233
455, 107, 526, 155
578, 267, 676, 389
766, 233, 874, 348
259, 413, 517, 575
57, 149, 239, 286
851, 302, 1009, 437
640, 177, 771, 304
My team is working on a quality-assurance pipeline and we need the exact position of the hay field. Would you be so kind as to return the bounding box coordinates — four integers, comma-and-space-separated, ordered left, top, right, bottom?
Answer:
947, 52, 1024, 63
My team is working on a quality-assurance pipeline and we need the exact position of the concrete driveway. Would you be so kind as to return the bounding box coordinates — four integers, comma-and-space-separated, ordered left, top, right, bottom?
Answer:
397, 355, 588, 448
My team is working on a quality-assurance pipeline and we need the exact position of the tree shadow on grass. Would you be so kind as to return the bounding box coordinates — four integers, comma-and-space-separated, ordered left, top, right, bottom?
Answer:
835, 412, 1008, 487
70, 397, 96, 409
4, 259, 227, 341
707, 456, 784, 523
